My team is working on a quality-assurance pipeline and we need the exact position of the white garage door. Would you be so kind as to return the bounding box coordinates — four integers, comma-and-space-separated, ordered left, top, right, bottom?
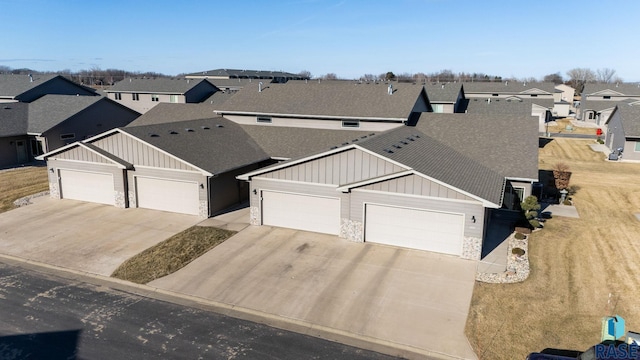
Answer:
262, 191, 340, 235
136, 177, 200, 215
59, 169, 114, 205
365, 204, 464, 255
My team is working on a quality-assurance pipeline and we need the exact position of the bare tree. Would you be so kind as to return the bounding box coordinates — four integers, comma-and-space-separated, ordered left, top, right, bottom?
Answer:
396, 72, 413, 82
298, 70, 312, 79
321, 73, 338, 80
360, 73, 376, 82
595, 68, 616, 83
543, 72, 563, 84
566, 68, 596, 91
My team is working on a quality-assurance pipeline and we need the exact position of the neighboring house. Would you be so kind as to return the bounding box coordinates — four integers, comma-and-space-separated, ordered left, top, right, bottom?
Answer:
582, 83, 640, 102
104, 78, 218, 114
236, 112, 538, 259
555, 84, 576, 104
184, 68, 307, 83
215, 81, 430, 131
0, 73, 97, 103
423, 82, 465, 113
0, 95, 139, 167
464, 96, 553, 131
38, 118, 274, 217
604, 103, 640, 160
580, 100, 618, 126
462, 81, 556, 100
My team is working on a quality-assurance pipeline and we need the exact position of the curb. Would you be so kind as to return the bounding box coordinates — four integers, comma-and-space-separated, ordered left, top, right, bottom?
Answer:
0, 253, 471, 360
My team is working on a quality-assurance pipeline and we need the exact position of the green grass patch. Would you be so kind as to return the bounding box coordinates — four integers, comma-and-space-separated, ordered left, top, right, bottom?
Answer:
111, 226, 236, 284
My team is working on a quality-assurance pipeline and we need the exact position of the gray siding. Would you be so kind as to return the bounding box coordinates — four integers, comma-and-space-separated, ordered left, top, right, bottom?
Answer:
259, 148, 406, 185
359, 174, 474, 201
184, 81, 217, 103
350, 189, 485, 238
606, 111, 626, 151
209, 162, 267, 215
0, 135, 30, 167
91, 132, 198, 171
48, 158, 125, 195
623, 140, 640, 161
250, 178, 348, 224
52, 146, 111, 164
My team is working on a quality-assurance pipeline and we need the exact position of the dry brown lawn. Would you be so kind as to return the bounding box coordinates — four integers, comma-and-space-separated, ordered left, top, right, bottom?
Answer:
466, 138, 640, 359
0, 166, 49, 213
545, 119, 600, 135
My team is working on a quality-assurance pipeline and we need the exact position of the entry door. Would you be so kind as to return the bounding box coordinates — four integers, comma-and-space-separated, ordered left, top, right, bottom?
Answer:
16, 140, 27, 163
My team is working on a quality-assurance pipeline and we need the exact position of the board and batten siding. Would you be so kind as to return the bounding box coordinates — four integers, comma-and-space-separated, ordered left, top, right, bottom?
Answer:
350, 189, 484, 239
91, 132, 198, 171
259, 148, 406, 185
250, 178, 349, 225
52, 146, 112, 164
360, 174, 474, 201
46, 158, 126, 205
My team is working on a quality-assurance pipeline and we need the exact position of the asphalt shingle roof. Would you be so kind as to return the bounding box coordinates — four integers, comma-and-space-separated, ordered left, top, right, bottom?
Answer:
126, 103, 217, 127
121, 118, 270, 174
215, 81, 425, 120
583, 83, 640, 96
0, 102, 29, 137
581, 100, 618, 112
184, 69, 304, 79
0, 74, 59, 98
27, 95, 102, 134
423, 82, 462, 103
106, 78, 216, 94
358, 126, 505, 205
462, 81, 556, 95
615, 104, 640, 137
464, 97, 553, 115
413, 113, 539, 180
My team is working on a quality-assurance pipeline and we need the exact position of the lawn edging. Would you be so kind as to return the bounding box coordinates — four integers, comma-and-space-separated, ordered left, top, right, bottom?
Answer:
476, 232, 530, 284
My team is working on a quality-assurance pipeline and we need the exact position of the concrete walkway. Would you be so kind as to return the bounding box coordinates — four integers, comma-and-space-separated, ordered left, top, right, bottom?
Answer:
541, 203, 580, 218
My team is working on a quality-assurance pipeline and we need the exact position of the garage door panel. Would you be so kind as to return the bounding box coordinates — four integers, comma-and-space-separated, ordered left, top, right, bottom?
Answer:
365, 204, 463, 255
262, 191, 339, 235
136, 177, 199, 215
59, 169, 114, 205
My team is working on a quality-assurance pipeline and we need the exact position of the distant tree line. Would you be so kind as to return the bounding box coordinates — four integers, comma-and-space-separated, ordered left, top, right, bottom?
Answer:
0, 65, 171, 87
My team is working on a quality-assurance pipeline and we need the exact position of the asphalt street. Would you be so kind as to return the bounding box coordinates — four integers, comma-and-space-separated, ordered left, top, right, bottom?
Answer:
0, 261, 400, 360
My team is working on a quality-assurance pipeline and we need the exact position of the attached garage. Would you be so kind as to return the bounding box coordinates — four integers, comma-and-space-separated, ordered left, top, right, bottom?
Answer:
261, 191, 340, 235
135, 176, 200, 215
59, 169, 115, 205
364, 204, 464, 256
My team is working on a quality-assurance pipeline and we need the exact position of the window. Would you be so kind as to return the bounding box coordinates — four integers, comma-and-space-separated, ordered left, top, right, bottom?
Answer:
603, 96, 611, 99
151, 94, 159, 102
342, 120, 360, 128
492, 93, 499, 97
432, 104, 444, 113
257, 116, 272, 123
114, 92, 122, 100
30, 139, 44, 156
170, 95, 178, 103
132, 93, 140, 101
635, 142, 640, 152
530, 94, 538, 97
514, 187, 525, 202
60, 133, 75, 140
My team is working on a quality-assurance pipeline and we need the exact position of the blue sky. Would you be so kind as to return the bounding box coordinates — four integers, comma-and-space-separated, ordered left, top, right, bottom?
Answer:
1, 0, 639, 81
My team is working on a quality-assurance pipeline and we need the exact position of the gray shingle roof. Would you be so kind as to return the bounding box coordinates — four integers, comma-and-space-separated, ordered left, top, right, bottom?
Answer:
581, 100, 618, 112
582, 83, 640, 96
215, 81, 426, 120
0, 102, 29, 137
121, 118, 270, 174
184, 69, 305, 79
0, 74, 59, 98
27, 94, 102, 134
464, 97, 553, 115
106, 78, 217, 94
424, 82, 462, 103
126, 103, 218, 127
239, 125, 375, 159
462, 81, 556, 95
615, 104, 640, 137
413, 113, 539, 180
358, 126, 505, 205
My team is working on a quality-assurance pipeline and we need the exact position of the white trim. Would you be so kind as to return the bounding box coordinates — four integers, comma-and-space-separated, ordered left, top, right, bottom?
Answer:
270, 157, 291, 161
48, 158, 122, 168
506, 177, 537, 182
134, 174, 199, 185
133, 164, 204, 175
336, 170, 414, 192
353, 188, 483, 206
253, 177, 339, 188
260, 189, 339, 202
215, 110, 406, 122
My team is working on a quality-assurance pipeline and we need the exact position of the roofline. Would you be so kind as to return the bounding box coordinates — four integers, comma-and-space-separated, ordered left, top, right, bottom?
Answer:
36, 142, 130, 169
336, 170, 414, 192
216, 111, 407, 122
105, 90, 187, 95
506, 176, 538, 183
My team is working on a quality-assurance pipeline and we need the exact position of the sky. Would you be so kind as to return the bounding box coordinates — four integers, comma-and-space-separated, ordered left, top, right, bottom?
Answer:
1, 0, 639, 82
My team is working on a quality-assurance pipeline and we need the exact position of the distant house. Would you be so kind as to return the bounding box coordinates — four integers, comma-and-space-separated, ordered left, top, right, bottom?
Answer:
464, 96, 553, 131
0, 73, 96, 103
582, 83, 640, 102
555, 84, 576, 104
580, 100, 618, 126
104, 78, 218, 114
604, 103, 640, 160
0, 95, 139, 167
184, 68, 307, 83
215, 81, 430, 131
462, 81, 556, 100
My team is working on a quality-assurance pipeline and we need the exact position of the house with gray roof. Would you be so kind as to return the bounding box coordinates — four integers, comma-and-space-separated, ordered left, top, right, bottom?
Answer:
423, 82, 465, 113
104, 77, 218, 114
0, 95, 139, 167
582, 83, 640, 102
464, 96, 553, 132
215, 81, 430, 131
580, 100, 618, 126
184, 68, 307, 83
0, 74, 97, 103
604, 103, 640, 160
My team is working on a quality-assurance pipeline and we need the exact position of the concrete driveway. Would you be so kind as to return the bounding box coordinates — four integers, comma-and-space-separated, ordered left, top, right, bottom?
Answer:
0, 198, 200, 276
150, 225, 478, 359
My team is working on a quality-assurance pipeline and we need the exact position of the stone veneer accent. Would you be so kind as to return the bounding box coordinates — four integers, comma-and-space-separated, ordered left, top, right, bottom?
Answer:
462, 236, 482, 260
249, 206, 260, 225
199, 200, 208, 218
128, 191, 137, 208
340, 219, 364, 242
476, 232, 530, 284
115, 191, 126, 208
49, 182, 60, 199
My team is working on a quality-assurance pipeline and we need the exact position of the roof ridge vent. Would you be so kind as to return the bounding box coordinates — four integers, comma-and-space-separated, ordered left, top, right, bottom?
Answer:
169, 130, 178, 135
185, 128, 194, 132
216, 124, 224, 128
201, 126, 210, 130
383, 149, 394, 154
149, 133, 159, 137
